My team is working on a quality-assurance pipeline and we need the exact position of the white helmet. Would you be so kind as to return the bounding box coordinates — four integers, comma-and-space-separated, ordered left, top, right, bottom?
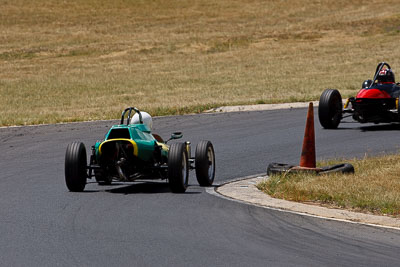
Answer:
130, 111, 153, 130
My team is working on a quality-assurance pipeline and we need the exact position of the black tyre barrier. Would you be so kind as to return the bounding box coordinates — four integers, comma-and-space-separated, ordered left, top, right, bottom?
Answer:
319, 163, 354, 174
267, 163, 295, 176
267, 162, 354, 176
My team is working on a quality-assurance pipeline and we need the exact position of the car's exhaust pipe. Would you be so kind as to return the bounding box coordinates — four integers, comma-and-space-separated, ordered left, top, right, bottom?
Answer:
116, 158, 128, 181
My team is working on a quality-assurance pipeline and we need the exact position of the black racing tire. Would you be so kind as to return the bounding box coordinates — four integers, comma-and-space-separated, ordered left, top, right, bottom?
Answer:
195, 141, 215, 186
65, 142, 87, 192
320, 163, 355, 174
318, 89, 343, 129
168, 143, 189, 193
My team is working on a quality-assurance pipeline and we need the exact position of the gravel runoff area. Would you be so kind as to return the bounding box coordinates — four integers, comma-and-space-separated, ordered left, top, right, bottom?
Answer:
214, 175, 400, 230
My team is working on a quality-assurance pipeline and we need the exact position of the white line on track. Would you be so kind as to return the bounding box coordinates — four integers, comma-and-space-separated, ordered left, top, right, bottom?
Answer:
207, 174, 400, 231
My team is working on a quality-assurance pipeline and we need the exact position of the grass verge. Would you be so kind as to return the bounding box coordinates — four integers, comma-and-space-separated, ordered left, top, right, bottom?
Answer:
1, 0, 400, 125
257, 155, 400, 217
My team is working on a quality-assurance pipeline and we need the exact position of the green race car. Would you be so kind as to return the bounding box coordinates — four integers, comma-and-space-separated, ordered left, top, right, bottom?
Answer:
65, 107, 215, 193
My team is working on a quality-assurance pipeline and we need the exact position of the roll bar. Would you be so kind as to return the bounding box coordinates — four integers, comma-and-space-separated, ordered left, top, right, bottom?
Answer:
120, 107, 143, 125
370, 62, 391, 87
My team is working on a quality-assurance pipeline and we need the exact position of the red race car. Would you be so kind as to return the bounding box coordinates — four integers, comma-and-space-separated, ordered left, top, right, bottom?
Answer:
318, 62, 400, 129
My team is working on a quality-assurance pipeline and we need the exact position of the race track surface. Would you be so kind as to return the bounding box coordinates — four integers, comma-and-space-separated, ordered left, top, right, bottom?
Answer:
1, 108, 399, 266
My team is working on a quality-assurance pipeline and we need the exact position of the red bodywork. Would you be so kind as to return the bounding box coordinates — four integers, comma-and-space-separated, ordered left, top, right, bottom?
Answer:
356, 88, 391, 99
351, 82, 397, 123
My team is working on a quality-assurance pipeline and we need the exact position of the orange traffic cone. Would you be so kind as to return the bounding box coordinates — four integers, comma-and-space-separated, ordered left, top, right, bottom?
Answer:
267, 102, 354, 175
299, 102, 316, 168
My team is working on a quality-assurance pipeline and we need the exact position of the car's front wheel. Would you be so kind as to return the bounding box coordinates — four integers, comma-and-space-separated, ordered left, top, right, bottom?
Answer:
195, 140, 215, 186
318, 89, 343, 129
168, 143, 189, 193
65, 142, 87, 192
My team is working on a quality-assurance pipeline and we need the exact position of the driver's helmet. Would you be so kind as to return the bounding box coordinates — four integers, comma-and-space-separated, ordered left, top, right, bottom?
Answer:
130, 111, 153, 130
377, 68, 395, 83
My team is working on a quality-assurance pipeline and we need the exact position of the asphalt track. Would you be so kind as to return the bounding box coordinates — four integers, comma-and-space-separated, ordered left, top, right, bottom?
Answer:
1, 108, 400, 266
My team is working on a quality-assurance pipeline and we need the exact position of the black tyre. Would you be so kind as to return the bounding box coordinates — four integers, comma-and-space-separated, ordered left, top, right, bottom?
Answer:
195, 141, 215, 186
65, 142, 87, 192
320, 163, 354, 174
267, 163, 295, 176
168, 143, 189, 193
318, 89, 343, 129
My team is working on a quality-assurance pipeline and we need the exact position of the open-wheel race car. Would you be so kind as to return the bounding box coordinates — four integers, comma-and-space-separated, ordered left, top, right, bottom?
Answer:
318, 62, 400, 129
65, 107, 215, 193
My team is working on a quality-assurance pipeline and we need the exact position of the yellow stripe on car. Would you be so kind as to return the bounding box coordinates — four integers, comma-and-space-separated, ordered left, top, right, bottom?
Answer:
156, 142, 169, 151
99, 139, 138, 156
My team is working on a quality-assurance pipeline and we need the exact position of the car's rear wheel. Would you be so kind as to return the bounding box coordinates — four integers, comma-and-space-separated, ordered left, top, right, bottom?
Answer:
318, 89, 343, 129
195, 141, 215, 186
168, 143, 189, 193
65, 142, 87, 192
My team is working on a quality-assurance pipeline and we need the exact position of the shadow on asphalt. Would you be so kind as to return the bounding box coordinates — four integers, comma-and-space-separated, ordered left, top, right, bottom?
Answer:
359, 123, 400, 132
105, 181, 202, 195
319, 121, 400, 132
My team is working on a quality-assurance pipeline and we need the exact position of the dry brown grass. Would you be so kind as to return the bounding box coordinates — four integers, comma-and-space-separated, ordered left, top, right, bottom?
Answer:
1, 0, 400, 125
258, 155, 400, 217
